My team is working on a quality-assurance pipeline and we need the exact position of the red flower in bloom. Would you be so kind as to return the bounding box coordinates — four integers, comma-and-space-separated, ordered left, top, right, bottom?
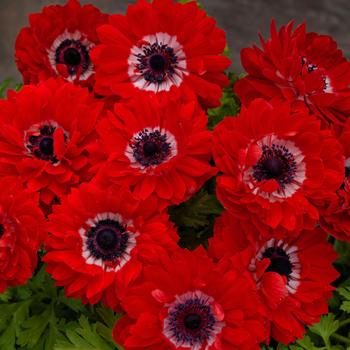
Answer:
213, 99, 344, 232
0, 178, 45, 292
96, 94, 216, 207
43, 182, 179, 310
113, 248, 267, 350
15, 0, 108, 88
91, 0, 230, 108
209, 211, 339, 344
235, 21, 350, 126
320, 121, 350, 241
0, 79, 103, 207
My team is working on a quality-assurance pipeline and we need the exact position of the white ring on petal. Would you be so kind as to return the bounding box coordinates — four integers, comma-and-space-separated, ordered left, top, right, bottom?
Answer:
345, 157, 350, 169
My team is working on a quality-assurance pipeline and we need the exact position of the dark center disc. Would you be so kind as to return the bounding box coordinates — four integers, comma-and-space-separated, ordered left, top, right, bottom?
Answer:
143, 141, 160, 157
263, 247, 293, 278
184, 313, 202, 331
149, 54, 167, 71
39, 137, 54, 156
262, 158, 284, 178
96, 228, 119, 251
64, 47, 82, 66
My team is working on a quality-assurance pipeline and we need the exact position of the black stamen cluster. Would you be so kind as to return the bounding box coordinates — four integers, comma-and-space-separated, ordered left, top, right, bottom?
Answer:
136, 42, 178, 84
262, 246, 293, 278
131, 129, 171, 167
253, 144, 297, 189
55, 39, 91, 76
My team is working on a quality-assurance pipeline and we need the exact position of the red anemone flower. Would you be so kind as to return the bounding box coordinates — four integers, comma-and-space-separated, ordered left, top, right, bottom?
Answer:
213, 99, 344, 232
235, 21, 350, 126
15, 0, 108, 88
209, 211, 339, 344
0, 79, 103, 208
113, 248, 267, 350
91, 0, 230, 108
0, 177, 45, 292
43, 182, 179, 310
320, 120, 350, 241
95, 94, 216, 207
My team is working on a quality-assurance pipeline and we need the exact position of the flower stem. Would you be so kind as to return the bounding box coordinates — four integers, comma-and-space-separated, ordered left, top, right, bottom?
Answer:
331, 333, 350, 346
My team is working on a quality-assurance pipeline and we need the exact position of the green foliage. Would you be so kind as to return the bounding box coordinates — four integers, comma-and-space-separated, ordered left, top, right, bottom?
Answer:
55, 315, 118, 350
169, 181, 223, 250
177, 0, 201, 4
294, 336, 322, 350
309, 314, 340, 348
0, 79, 22, 98
0, 266, 121, 350
337, 287, 350, 313
207, 72, 241, 130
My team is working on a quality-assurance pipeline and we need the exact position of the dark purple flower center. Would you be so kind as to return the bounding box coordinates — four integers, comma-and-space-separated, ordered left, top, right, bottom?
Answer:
137, 43, 178, 84
26, 124, 59, 164
262, 247, 293, 278
87, 219, 129, 261
253, 144, 297, 188
63, 47, 82, 66
301, 57, 330, 93
55, 39, 91, 77
130, 129, 172, 167
345, 166, 350, 179
340, 165, 350, 190
184, 313, 202, 330
166, 296, 216, 347
0, 224, 4, 239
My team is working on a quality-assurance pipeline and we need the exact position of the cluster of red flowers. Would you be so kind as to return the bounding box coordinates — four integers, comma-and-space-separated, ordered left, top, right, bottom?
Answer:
1, 0, 349, 348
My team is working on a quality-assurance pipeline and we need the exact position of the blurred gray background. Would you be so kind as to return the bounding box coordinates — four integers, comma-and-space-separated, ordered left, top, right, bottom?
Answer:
1, 0, 350, 81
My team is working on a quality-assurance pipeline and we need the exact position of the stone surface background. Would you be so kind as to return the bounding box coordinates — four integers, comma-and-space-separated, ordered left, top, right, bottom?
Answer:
1, 0, 350, 81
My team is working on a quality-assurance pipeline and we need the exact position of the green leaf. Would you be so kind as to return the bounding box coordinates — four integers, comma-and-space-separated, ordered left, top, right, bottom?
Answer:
177, 0, 201, 5
260, 345, 274, 350
0, 79, 22, 98
0, 301, 31, 349
334, 241, 350, 281
0, 267, 109, 350
207, 72, 241, 130
295, 335, 324, 349
277, 344, 290, 350
338, 287, 350, 313
169, 189, 222, 229
0, 79, 13, 98
169, 186, 223, 250
55, 316, 117, 350
95, 307, 122, 329
17, 304, 53, 348
309, 314, 339, 347
57, 290, 86, 314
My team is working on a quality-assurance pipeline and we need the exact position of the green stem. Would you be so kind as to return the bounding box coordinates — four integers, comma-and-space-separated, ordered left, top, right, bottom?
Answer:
339, 318, 350, 329
324, 337, 332, 350
331, 333, 350, 346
